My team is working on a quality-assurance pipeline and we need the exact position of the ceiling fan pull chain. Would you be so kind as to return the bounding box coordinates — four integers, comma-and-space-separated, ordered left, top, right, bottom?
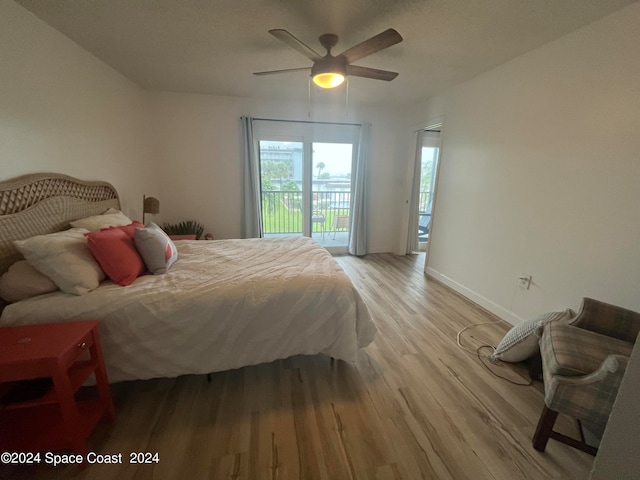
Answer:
308, 76, 312, 118
345, 76, 350, 117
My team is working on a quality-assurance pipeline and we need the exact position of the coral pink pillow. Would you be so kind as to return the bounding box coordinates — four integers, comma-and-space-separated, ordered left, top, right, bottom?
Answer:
86, 222, 146, 286
114, 221, 144, 239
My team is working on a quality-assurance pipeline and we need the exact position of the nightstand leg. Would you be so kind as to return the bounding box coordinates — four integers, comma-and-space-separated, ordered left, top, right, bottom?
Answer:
90, 331, 115, 420
52, 366, 88, 457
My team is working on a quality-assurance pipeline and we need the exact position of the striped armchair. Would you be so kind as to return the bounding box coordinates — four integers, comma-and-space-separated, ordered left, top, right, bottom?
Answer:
533, 297, 640, 455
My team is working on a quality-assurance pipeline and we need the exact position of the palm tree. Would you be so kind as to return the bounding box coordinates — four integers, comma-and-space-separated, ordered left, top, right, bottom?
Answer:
316, 161, 326, 178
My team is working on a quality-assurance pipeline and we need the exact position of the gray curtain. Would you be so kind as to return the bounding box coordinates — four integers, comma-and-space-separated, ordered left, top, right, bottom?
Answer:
241, 116, 262, 238
348, 122, 371, 256
406, 130, 424, 253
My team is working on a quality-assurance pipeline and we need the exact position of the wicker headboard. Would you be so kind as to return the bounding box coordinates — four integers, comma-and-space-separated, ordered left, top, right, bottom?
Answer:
0, 173, 120, 274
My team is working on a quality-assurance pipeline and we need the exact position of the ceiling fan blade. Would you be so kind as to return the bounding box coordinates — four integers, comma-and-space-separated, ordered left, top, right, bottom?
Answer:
269, 29, 323, 61
253, 67, 311, 76
346, 65, 398, 81
340, 28, 403, 64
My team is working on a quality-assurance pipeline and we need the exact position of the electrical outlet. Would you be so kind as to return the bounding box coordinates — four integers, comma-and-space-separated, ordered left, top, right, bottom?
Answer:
518, 274, 532, 290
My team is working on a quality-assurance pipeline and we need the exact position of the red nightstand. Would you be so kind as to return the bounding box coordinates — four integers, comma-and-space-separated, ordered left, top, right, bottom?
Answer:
0, 321, 115, 456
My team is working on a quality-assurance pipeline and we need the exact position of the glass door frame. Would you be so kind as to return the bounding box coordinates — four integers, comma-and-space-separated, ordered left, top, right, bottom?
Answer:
253, 120, 359, 253
256, 134, 307, 237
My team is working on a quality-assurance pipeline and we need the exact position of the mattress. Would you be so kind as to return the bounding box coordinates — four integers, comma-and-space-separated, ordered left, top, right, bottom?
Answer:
0, 237, 376, 383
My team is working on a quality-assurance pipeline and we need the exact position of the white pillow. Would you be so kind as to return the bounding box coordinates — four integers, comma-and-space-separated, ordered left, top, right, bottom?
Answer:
0, 260, 59, 302
490, 309, 574, 363
14, 228, 106, 295
69, 208, 132, 231
134, 222, 178, 274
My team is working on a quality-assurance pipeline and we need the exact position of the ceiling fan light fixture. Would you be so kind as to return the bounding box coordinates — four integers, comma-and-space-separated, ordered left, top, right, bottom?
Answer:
312, 72, 345, 89
311, 57, 347, 89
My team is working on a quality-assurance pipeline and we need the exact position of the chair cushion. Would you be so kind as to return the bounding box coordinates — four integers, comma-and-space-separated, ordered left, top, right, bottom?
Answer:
541, 322, 634, 377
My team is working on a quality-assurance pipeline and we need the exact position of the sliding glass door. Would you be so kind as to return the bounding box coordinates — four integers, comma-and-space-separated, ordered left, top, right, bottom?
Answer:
255, 122, 358, 253
310, 142, 353, 246
259, 139, 305, 238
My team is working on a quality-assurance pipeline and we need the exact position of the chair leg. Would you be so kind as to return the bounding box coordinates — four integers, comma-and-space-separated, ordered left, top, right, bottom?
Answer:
532, 406, 599, 456
533, 405, 558, 452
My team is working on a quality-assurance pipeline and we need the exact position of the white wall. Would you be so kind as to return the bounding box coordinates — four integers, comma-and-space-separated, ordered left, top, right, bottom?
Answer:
0, 0, 153, 219
148, 92, 405, 252
402, 2, 640, 322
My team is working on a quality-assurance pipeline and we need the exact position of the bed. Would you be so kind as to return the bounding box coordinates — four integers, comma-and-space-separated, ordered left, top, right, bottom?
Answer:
0, 173, 376, 383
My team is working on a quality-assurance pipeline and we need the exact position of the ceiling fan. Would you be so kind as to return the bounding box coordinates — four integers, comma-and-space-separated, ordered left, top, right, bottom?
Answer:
254, 28, 403, 89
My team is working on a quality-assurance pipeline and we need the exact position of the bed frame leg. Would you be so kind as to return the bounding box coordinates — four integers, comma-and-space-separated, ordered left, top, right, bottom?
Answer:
207, 373, 211, 383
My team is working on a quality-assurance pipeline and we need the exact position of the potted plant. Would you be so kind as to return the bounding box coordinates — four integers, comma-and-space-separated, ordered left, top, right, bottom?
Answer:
162, 220, 204, 240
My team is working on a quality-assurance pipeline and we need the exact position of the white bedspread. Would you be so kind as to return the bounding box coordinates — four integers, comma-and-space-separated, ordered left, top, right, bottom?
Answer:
0, 237, 376, 383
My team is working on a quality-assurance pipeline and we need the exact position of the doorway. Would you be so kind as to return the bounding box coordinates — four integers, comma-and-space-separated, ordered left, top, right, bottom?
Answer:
406, 129, 441, 255
417, 131, 440, 249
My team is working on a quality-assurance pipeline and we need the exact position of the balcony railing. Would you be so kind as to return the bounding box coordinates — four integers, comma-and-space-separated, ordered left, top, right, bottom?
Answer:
418, 191, 431, 213
261, 190, 432, 235
262, 190, 351, 235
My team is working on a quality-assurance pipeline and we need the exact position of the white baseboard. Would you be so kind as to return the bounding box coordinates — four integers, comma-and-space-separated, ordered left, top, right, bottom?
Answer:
367, 244, 393, 255
425, 267, 523, 326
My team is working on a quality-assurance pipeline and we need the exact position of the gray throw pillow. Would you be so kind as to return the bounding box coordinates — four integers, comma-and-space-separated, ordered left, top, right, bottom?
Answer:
490, 309, 574, 363
134, 222, 178, 274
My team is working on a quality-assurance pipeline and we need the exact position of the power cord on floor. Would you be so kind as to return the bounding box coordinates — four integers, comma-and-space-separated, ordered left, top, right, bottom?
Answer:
456, 322, 532, 387
455, 321, 500, 355
476, 345, 532, 386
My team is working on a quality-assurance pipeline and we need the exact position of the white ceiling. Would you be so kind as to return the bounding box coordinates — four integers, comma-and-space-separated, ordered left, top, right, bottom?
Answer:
15, 0, 636, 107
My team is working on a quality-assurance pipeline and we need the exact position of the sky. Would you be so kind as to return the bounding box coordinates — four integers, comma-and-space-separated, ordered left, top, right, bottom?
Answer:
261, 140, 353, 177
311, 142, 352, 176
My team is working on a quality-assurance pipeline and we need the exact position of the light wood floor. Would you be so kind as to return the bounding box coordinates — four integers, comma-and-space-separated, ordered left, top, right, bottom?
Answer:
4, 253, 593, 480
